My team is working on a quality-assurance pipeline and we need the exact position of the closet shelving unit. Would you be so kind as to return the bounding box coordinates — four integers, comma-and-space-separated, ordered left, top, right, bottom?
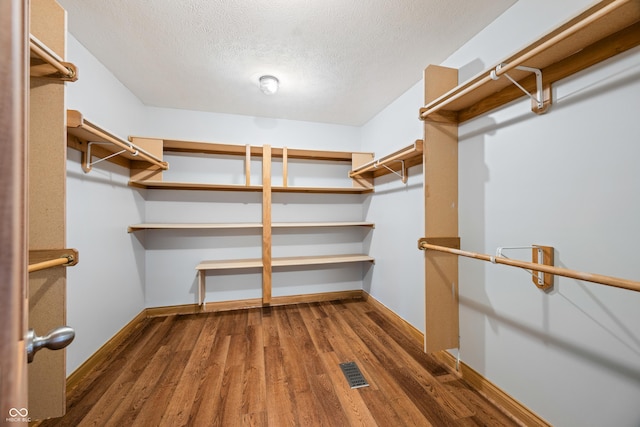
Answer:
126, 137, 376, 307
418, 0, 640, 354
66, 110, 169, 174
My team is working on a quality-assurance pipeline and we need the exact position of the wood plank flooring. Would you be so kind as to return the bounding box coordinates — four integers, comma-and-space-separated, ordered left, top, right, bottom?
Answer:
38, 299, 522, 426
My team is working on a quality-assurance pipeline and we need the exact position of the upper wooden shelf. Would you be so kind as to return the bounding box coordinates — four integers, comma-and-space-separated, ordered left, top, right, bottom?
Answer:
67, 110, 169, 173
124, 139, 373, 191
419, 0, 640, 124
349, 140, 423, 183
29, 34, 77, 81
133, 137, 371, 162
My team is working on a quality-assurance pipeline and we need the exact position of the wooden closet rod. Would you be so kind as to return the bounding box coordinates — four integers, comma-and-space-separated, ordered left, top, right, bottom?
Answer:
420, 0, 631, 119
28, 256, 75, 273
29, 34, 77, 81
29, 249, 79, 273
418, 241, 640, 293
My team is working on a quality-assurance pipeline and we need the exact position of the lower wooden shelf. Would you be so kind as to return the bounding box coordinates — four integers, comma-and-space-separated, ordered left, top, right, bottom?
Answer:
196, 254, 375, 305
196, 254, 374, 271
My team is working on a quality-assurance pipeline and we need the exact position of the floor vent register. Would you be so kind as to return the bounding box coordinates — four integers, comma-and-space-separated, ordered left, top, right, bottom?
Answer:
339, 361, 369, 389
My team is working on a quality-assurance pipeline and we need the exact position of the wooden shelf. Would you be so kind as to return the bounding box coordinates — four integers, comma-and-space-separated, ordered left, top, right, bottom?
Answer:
128, 221, 374, 232
67, 110, 169, 173
272, 221, 375, 228
127, 223, 263, 233
128, 180, 263, 191
196, 254, 374, 271
419, 0, 640, 124
128, 221, 375, 233
272, 147, 368, 162
349, 140, 423, 182
272, 186, 374, 194
197, 258, 263, 270
141, 137, 371, 162
29, 34, 77, 81
128, 181, 372, 193
272, 254, 375, 267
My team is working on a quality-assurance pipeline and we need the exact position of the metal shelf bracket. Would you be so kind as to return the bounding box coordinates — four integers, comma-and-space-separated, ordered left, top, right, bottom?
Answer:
495, 245, 554, 290
491, 64, 549, 113
83, 141, 139, 173
377, 159, 407, 183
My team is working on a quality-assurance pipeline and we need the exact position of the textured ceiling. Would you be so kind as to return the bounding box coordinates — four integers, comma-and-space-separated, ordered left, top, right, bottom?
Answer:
58, 0, 515, 126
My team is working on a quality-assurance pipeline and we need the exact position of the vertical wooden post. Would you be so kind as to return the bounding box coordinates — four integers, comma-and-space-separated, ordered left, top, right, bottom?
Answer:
28, 0, 69, 419
245, 144, 251, 186
262, 145, 272, 304
0, 0, 29, 416
423, 65, 460, 353
282, 146, 288, 188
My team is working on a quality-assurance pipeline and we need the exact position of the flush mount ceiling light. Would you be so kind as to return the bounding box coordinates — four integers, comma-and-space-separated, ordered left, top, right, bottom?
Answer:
259, 75, 279, 95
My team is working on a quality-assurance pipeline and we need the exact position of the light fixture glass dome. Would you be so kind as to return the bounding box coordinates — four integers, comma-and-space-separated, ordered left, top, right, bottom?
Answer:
259, 75, 279, 95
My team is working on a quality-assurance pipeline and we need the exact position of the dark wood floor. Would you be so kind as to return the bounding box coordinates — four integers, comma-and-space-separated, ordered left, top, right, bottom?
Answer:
39, 299, 521, 426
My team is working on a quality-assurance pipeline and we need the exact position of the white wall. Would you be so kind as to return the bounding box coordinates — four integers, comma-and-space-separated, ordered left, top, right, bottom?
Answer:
65, 36, 148, 374
438, 1, 640, 425
360, 83, 425, 330
140, 106, 360, 152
